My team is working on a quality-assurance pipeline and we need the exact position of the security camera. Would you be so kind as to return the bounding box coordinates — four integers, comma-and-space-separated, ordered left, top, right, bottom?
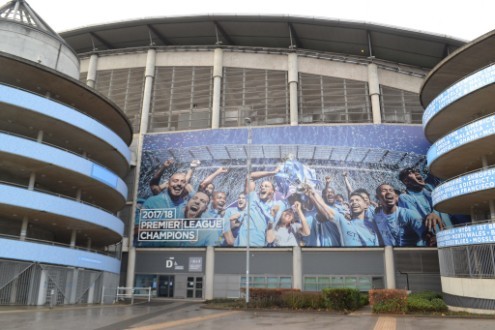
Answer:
244, 117, 252, 124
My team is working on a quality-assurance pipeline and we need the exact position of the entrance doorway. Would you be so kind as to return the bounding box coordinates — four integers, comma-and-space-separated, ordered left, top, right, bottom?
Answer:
158, 275, 174, 297
186, 276, 203, 298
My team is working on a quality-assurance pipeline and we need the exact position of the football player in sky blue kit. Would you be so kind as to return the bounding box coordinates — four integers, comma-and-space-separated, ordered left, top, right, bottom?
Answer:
235, 166, 285, 247
222, 193, 247, 246
341, 192, 379, 246
343, 171, 377, 220
398, 168, 450, 245
373, 183, 426, 246
186, 191, 228, 246
322, 175, 350, 219
303, 184, 342, 247
141, 171, 192, 218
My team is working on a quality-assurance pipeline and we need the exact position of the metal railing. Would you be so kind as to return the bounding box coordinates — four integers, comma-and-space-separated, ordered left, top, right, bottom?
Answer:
438, 243, 495, 279
0, 233, 122, 259
116, 287, 152, 304
0, 179, 118, 215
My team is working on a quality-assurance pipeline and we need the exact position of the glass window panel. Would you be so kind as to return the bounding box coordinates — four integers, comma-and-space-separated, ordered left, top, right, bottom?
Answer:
345, 277, 357, 288
304, 277, 318, 291
280, 277, 292, 288
357, 277, 372, 291
331, 276, 345, 288
318, 277, 331, 291
267, 277, 279, 288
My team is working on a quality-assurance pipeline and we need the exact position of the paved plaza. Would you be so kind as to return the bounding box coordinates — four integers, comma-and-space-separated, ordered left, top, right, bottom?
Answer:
0, 301, 494, 330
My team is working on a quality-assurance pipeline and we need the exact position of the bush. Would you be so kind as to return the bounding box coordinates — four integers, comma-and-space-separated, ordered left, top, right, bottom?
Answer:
372, 298, 407, 314
430, 298, 448, 312
280, 291, 327, 310
359, 292, 369, 306
241, 288, 300, 308
322, 288, 362, 312
408, 291, 442, 300
369, 289, 408, 314
406, 291, 447, 313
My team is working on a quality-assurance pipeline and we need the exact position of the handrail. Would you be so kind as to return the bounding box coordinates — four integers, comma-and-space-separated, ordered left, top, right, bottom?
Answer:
434, 163, 495, 193
430, 110, 495, 149
0, 233, 122, 259
439, 217, 495, 231
0, 179, 118, 215
0, 123, 123, 175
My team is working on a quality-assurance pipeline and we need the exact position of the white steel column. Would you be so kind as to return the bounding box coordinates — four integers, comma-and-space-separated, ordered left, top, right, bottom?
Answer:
20, 216, 28, 240
86, 54, 98, 88
211, 48, 223, 129
205, 246, 215, 300
368, 63, 382, 124
384, 246, 396, 289
36, 269, 48, 306
139, 48, 156, 133
292, 246, 302, 290
288, 53, 299, 126
70, 230, 77, 248
126, 48, 156, 290
37, 130, 43, 142
28, 173, 36, 190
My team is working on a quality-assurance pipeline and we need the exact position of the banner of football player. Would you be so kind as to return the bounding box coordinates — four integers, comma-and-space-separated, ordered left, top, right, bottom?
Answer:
135, 125, 470, 248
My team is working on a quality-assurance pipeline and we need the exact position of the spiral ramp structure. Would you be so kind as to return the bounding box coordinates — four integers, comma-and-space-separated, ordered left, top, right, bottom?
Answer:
422, 30, 495, 314
0, 1, 132, 305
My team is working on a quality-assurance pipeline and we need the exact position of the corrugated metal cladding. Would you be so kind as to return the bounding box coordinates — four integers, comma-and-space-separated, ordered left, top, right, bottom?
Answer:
215, 250, 292, 275
302, 250, 384, 275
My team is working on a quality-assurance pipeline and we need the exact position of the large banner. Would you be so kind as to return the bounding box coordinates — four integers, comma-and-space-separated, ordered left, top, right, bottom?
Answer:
135, 125, 470, 248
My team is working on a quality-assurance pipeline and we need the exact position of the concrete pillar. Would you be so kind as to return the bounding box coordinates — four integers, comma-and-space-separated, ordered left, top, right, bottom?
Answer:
28, 173, 36, 190
37, 130, 44, 143
20, 216, 28, 240
126, 48, 156, 291
205, 246, 215, 300
126, 248, 136, 289
368, 63, 382, 124
70, 230, 77, 248
87, 237, 92, 250
292, 246, 302, 290
139, 48, 156, 134
211, 48, 223, 129
86, 54, 98, 88
288, 53, 299, 126
384, 246, 396, 289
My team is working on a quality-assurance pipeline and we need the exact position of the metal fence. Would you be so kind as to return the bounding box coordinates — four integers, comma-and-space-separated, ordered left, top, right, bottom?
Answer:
438, 244, 495, 278
0, 259, 117, 306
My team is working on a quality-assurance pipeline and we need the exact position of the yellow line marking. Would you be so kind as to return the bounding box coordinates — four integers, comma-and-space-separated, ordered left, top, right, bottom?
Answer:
373, 316, 397, 330
131, 310, 240, 330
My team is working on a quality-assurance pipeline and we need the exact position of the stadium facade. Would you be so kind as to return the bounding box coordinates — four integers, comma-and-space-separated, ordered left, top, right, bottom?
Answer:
1, 0, 493, 312
0, 1, 132, 305
421, 30, 495, 313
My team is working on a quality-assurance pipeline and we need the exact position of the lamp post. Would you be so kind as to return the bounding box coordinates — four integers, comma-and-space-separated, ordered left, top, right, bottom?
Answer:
245, 117, 252, 304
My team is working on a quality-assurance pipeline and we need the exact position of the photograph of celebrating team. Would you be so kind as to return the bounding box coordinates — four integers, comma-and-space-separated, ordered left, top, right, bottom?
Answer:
136, 149, 460, 248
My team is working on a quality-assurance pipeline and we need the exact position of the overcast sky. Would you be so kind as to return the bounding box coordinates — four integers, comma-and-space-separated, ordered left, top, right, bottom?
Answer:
21, 0, 495, 41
